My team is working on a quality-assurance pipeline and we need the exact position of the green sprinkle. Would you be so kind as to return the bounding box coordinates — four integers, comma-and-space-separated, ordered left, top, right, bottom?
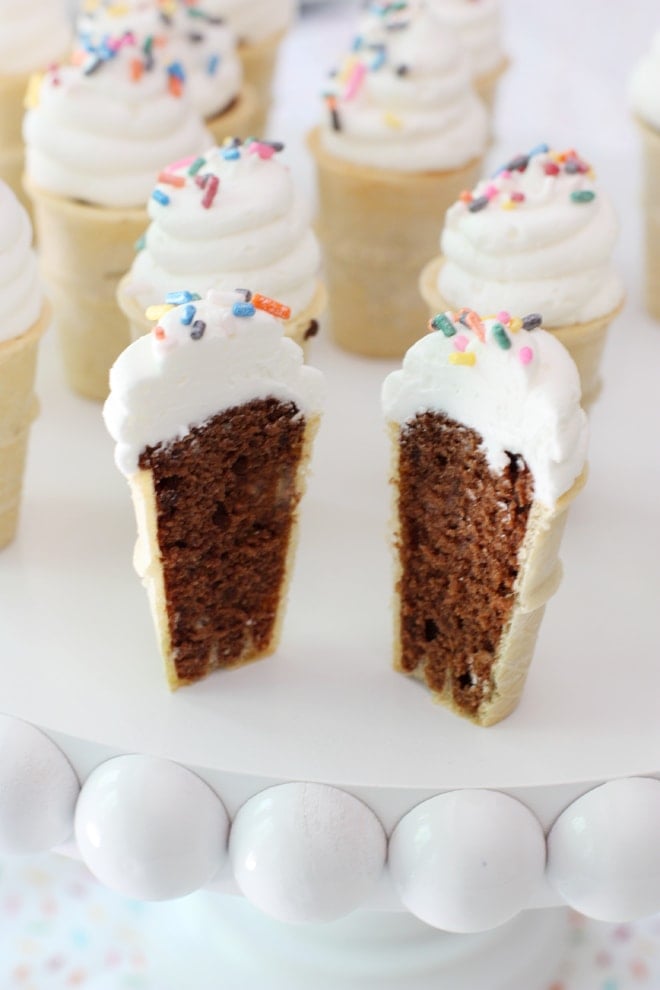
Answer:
570, 190, 595, 203
431, 313, 456, 337
491, 322, 511, 349
134, 233, 146, 252
188, 156, 206, 176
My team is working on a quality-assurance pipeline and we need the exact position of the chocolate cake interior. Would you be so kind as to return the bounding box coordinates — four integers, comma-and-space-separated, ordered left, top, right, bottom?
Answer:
139, 397, 306, 684
397, 411, 535, 716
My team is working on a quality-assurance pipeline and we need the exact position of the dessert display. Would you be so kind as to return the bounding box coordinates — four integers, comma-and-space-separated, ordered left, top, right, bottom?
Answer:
382, 309, 588, 726
22, 33, 211, 402
0, 180, 50, 549
76, 0, 261, 144
117, 138, 326, 350
629, 31, 660, 320
420, 145, 625, 405
103, 289, 325, 689
427, 0, 508, 112
308, 0, 488, 358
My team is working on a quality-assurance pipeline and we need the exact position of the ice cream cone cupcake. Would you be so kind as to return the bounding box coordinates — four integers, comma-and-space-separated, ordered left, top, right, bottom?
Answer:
629, 31, 660, 321
309, 0, 488, 358
0, 0, 71, 220
382, 308, 588, 726
0, 181, 50, 549
420, 144, 625, 406
23, 35, 211, 401
118, 137, 326, 353
103, 288, 324, 689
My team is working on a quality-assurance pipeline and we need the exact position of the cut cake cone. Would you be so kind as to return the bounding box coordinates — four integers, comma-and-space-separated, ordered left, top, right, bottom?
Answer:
388, 420, 588, 727
24, 176, 146, 401
238, 29, 288, 138
420, 256, 622, 406
0, 72, 34, 223
117, 273, 328, 355
128, 409, 321, 690
635, 116, 660, 321
308, 126, 483, 358
205, 82, 262, 144
0, 303, 50, 549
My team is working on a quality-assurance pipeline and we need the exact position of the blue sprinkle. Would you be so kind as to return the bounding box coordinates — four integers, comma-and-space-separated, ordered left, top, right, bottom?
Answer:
180, 304, 196, 326
167, 61, 186, 81
165, 290, 201, 306
371, 45, 387, 70
232, 302, 256, 318
134, 234, 146, 252
351, 35, 364, 51
207, 53, 220, 75
528, 142, 549, 157
222, 146, 240, 161
151, 189, 170, 206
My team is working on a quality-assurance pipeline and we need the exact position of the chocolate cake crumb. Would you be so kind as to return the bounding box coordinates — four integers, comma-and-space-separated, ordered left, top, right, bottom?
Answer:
138, 398, 306, 684
304, 319, 319, 341
397, 412, 535, 716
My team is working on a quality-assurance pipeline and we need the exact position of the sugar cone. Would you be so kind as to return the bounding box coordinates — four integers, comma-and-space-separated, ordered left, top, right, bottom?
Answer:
0, 72, 34, 222
308, 126, 483, 358
635, 116, 660, 321
128, 412, 320, 690
205, 83, 262, 144
474, 56, 509, 115
24, 176, 147, 401
238, 29, 287, 138
117, 273, 327, 356
420, 255, 623, 406
0, 303, 50, 549
388, 418, 587, 726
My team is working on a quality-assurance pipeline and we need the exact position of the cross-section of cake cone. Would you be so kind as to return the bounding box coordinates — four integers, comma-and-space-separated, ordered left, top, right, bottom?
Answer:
0, 304, 50, 549
635, 118, 660, 321
104, 288, 324, 689
382, 309, 588, 726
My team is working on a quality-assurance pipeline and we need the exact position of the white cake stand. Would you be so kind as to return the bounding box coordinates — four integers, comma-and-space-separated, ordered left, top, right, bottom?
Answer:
1, 2, 659, 986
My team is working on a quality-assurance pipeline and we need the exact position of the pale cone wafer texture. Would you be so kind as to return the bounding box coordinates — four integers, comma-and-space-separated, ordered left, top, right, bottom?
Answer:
419, 255, 623, 407
0, 73, 35, 222
307, 126, 483, 358
128, 413, 320, 690
388, 419, 588, 727
24, 176, 147, 402
0, 303, 50, 549
473, 56, 509, 115
205, 82, 262, 145
635, 116, 660, 321
117, 273, 327, 356
238, 29, 288, 139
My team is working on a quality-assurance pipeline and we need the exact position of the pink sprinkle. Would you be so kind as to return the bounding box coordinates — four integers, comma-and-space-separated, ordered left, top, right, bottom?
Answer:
344, 61, 367, 100
201, 174, 220, 208
497, 310, 511, 324
454, 334, 469, 352
519, 346, 533, 365
499, 170, 512, 179
510, 191, 526, 202
166, 154, 196, 172
484, 184, 499, 200
109, 31, 135, 52
248, 141, 276, 160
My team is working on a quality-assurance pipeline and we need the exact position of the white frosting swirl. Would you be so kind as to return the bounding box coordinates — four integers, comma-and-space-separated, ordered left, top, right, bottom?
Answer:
629, 31, 660, 131
0, 0, 72, 76
125, 140, 321, 316
427, 0, 504, 77
319, 0, 488, 172
200, 0, 295, 44
76, 0, 243, 120
438, 146, 624, 327
23, 39, 212, 209
382, 310, 588, 508
0, 181, 42, 343
104, 289, 325, 477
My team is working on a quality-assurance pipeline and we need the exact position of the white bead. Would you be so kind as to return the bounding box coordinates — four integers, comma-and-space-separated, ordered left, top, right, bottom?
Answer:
230, 782, 386, 923
75, 755, 228, 901
547, 777, 660, 922
388, 790, 546, 933
0, 716, 79, 854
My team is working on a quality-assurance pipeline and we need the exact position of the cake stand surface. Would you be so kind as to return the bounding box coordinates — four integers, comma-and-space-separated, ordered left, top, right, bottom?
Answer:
1, 0, 660, 985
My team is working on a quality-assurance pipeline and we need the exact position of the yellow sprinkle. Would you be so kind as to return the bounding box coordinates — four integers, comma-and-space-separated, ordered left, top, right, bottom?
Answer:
501, 199, 517, 210
384, 111, 403, 129
145, 304, 175, 322
24, 73, 43, 110
338, 54, 358, 85
108, 2, 130, 14
82, 0, 99, 10
449, 351, 476, 366
508, 317, 523, 333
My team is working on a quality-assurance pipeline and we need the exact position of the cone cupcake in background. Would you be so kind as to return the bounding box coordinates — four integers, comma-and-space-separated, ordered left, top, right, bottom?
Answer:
0, 181, 50, 549
629, 31, 660, 321
427, 0, 508, 114
0, 0, 72, 220
76, 0, 261, 144
382, 308, 588, 726
22, 34, 211, 402
118, 137, 326, 352
103, 289, 325, 689
420, 144, 625, 405
308, 0, 488, 358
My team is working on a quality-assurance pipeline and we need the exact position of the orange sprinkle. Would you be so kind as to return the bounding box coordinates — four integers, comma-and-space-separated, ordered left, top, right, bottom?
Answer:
459, 190, 473, 203
252, 293, 291, 320
157, 171, 185, 187
465, 311, 486, 341
130, 58, 144, 82
168, 75, 183, 98
70, 49, 86, 67
154, 326, 166, 340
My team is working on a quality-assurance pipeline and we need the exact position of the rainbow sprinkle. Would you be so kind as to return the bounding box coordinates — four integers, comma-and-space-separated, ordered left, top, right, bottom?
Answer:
428, 309, 544, 370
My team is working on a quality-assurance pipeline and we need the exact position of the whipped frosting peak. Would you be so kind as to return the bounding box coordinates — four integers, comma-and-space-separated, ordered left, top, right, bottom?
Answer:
23, 35, 211, 208
382, 308, 588, 507
0, 0, 72, 76
427, 0, 504, 78
124, 138, 321, 316
104, 289, 325, 476
0, 181, 42, 343
438, 144, 624, 326
320, 0, 488, 171
629, 31, 660, 131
